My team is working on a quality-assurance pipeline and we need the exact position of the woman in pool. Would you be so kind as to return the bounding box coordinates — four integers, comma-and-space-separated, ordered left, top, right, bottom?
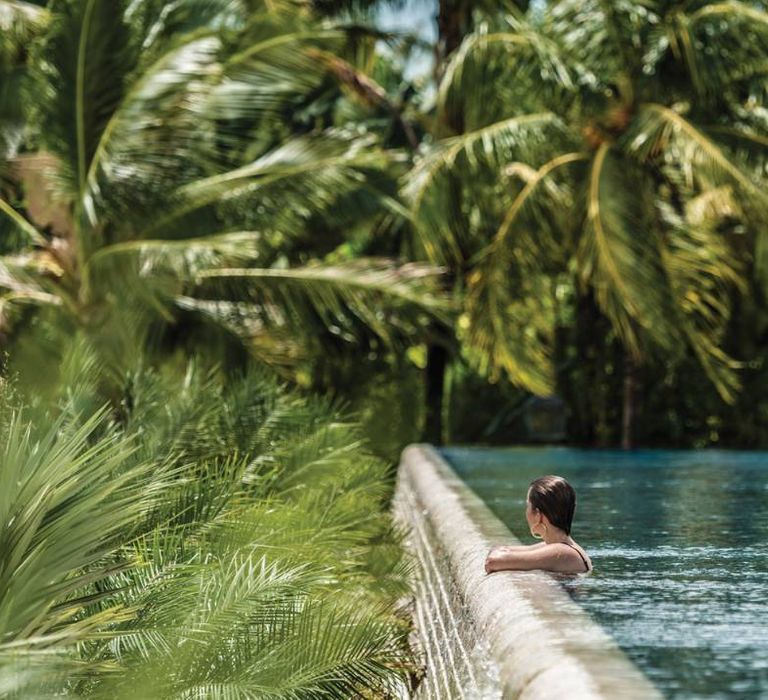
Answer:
484, 475, 592, 574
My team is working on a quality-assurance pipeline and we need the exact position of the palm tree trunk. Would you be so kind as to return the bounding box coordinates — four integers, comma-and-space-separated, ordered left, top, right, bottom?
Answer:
551, 277, 574, 444
621, 351, 638, 449
421, 3, 475, 445
436, 0, 529, 70
437, 0, 531, 63
423, 343, 448, 445
571, 289, 601, 444
427, 0, 528, 444
435, 0, 474, 88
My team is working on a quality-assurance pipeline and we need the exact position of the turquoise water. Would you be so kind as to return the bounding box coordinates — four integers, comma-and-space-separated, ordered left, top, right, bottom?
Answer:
442, 447, 768, 700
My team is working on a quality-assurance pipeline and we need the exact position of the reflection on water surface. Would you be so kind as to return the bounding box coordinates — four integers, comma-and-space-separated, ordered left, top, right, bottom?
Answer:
443, 447, 768, 699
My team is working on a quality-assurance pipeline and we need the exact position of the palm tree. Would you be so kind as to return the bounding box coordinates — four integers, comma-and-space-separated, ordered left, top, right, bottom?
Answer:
407, 0, 768, 445
311, 0, 533, 444
0, 343, 414, 698
0, 0, 445, 372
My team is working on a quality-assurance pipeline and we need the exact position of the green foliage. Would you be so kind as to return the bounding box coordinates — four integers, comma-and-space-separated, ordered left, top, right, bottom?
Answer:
406, 0, 768, 408
31, 0, 133, 207
0, 0, 445, 381
0, 342, 413, 698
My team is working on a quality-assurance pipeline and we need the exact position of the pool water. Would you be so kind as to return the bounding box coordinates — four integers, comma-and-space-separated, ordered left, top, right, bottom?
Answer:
442, 447, 768, 700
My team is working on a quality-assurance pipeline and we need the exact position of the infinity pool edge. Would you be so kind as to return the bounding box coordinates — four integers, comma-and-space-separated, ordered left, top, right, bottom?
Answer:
393, 443, 662, 700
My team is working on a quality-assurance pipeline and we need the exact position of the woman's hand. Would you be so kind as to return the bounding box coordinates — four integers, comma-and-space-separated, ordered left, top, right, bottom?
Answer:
484, 546, 505, 574
485, 544, 533, 573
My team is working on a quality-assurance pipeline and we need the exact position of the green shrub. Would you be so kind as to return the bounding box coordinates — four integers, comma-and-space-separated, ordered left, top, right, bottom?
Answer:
0, 350, 413, 699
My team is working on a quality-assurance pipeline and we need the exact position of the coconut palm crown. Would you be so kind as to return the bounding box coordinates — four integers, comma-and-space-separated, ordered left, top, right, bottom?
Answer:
0, 0, 446, 364
407, 0, 768, 402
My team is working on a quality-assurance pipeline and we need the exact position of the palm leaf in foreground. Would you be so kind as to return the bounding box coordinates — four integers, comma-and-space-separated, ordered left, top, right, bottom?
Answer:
0, 405, 173, 692
1, 354, 414, 698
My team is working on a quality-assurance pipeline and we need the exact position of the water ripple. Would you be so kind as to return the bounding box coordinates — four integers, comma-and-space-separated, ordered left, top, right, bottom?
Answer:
446, 447, 768, 699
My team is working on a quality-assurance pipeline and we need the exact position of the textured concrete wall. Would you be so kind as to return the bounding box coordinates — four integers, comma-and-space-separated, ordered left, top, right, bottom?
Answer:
393, 445, 662, 700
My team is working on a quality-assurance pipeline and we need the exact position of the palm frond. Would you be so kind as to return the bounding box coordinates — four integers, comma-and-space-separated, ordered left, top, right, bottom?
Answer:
209, 26, 344, 123
578, 143, 678, 354
659, 190, 745, 402
124, 0, 247, 56
0, 0, 47, 28
659, 3, 768, 101
438, 24, 573, 131
0, 348, 412, 698
0, 254, 61, 296
0, 1, 48, 57
109, 597, 408, 700
704, 125, 768, 182
463, 256, 555, 395
626, 104, 767, 203
453, 151, 585, 395
691, 1, 768, 26
0, 286, 61, 333
144, 131, 390, 238
405, 113, 568, 264
197, 258, 449, 346
81, 35, 222, 227
0, 289, 61, 314
31, 0, 133, 204
0, 194, 46, 245
83, 23, 348, 229
233, 600, 408, 699
408, 113, 565, 208
548, 0, 652, 82
492, 151, 585, 256
82, 231, 264, 312
1, 3, 46, 161
0, 407, 163, 647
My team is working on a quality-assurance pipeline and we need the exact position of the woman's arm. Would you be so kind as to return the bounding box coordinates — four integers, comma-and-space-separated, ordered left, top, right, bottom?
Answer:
484, 543, 578, 573
487, 542, 547, 555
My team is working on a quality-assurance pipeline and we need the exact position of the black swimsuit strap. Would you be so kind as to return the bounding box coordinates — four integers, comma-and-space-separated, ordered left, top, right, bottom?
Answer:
561, 541, 590, 572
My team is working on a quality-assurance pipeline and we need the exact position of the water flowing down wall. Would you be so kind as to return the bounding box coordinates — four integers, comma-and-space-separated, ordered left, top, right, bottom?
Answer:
393, 445, 662, 700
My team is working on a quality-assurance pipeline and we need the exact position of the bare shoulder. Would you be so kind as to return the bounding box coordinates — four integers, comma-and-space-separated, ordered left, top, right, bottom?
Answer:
551, 541, 592, 572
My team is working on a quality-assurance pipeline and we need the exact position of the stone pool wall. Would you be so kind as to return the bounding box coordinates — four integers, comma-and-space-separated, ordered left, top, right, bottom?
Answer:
393, 444, 662, 700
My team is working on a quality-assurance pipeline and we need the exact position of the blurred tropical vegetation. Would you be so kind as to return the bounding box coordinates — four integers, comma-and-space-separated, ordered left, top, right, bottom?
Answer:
417, 0, 768, 449
3, 0, 768, 695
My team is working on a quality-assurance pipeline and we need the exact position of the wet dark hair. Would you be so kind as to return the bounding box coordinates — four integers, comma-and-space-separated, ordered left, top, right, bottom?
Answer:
527, 475, 576, 535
